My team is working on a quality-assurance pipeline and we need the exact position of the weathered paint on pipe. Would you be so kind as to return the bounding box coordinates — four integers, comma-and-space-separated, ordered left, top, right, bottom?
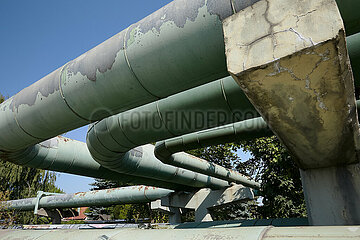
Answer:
0, 0, 261, 152
0, 136, 192, 191
154, 117, 272, 188
3, 186, 173, 211
0, 0, 358, 152
85, 76, 260, 187
85, 31, 360, 178
155, 117, 271, 157
86, 76, 258, 154
86, 30, 360, 159
0, 226, 359, 239
86, 139, 230, 190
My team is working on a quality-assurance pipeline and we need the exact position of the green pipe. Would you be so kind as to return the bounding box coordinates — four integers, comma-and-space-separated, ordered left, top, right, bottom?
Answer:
86, 30, 360, 188
154, 96, 360, 178
86, 30, 360, 154
86, 76, 257, 153
154, 118, 271, 188
336, 0, 360, 35
4, 186, 173, 211
348, 33, 360, 87
86, 133, 230, 190
0, 136, 191, 191
1, 226, 359, 239
86, 29, 360, 187
0, 0, 261, 152
162, 151, 261, 189
85, 76, 260, 188
155, 117, 271, 156
1, 0, 357, 153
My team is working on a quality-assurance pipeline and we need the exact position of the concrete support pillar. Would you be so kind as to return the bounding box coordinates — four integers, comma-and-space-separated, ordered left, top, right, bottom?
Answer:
194, 206, 213, 222
169, 207, 182, 224
151, 199, 182, 224
223, 0, 360, 225
301, 164, 360, 225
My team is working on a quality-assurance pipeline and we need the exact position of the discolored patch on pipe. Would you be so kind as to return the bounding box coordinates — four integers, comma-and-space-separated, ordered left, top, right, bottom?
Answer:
207, 0, 259, 20
66, 31, 126, 81
46, 194, 73, 203
125, 0, 208, 47
9, 68, 61, 111
129, 146, 143, 158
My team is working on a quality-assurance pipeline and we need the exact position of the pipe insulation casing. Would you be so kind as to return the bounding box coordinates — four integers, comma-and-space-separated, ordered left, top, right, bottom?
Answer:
86, 76, 259, 154
4, 186, 173, 211
86, 135, 230, 190
0, 0, 261, 152
0, 136, 192, 191
155, 117, 271, 158
0, 0, 358, 151
154, 117, 272, 188
85, 31, 360, 188
0, 226, 359, 239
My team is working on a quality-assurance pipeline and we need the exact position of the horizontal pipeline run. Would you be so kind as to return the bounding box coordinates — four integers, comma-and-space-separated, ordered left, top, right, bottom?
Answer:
0, 225, 359, 239
0, 136, 191, 191
3, 186, 173, 211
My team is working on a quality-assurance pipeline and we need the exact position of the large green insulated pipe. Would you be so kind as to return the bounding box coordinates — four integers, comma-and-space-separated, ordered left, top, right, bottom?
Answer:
348, 33, 360, 87
86, 30, 360, 188
86, 30, 360, 154
0, 136, 190, 191
86, 76, 260, 188
154, 117, 272, 188
4, 186, 173, 211
154, 98, 360, 178
86, 135, 230, 190
86, 76, 257, 153
0, 0, 261, 152
0, 0, 357, 153
336, 0, 360, 35
1, 226, 359, 239
155, 118, 272, 156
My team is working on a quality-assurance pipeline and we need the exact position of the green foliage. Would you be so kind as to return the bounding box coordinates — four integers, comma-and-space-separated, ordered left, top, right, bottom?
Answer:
62, 220, 85, 224
187, 143, 256, 221
238, 136, 307, 218
111, 204, 150, 222
90, 136, 306, 221
90, 178, 169, 223
189, 137, 307, 220
188, 143, 240, 169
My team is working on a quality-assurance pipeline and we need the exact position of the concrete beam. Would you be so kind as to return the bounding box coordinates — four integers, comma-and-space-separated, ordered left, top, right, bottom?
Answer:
223, 0, 360, 225
224, 0, 359, 169
161, 184, 254, 222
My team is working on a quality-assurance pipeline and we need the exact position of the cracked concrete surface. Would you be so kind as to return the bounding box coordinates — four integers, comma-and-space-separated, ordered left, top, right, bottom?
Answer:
224, 0, 360, 169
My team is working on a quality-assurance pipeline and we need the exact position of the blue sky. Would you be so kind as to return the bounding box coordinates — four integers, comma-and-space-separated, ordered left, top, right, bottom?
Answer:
1, 0, 251, 193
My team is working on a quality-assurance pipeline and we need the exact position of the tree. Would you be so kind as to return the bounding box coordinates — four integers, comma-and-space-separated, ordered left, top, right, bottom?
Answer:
89, 179, 156, 223
189, 138, 307, 220
89, 136, 307, 222
188, 143, 256, 220
238, 136, 307, 218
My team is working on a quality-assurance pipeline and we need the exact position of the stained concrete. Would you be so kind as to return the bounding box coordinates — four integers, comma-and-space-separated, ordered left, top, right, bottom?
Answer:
223, 0, 360, 225
224, 0, 359, 169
